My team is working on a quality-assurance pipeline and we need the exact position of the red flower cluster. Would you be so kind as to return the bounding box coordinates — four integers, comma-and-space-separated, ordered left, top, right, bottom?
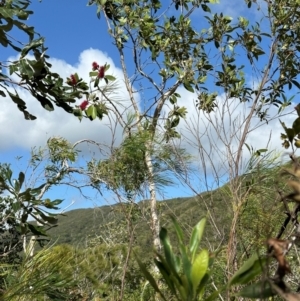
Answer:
92, 61, 99, 71
91, 62, 105, 79
79, 100, 89, 110
70, 74, 77, 86
98, 66, 105, 79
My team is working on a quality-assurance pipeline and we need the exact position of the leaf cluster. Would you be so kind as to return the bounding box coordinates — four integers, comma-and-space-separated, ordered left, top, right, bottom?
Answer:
0, 164, 63, 242
137, 217, 211, 301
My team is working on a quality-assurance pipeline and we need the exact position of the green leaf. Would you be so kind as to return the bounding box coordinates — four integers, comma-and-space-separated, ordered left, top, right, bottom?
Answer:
19, 58, 35, 77
9, 63, 18, 75
73, 108, 83, 121
154, 259, 177, 295
104, 74, 116, 81
294, 139, 300, 148
191, 249, 209, 293
280, 120, 295, 142
292, 80, 300, 89
286, 128, 295, 143
204, 288, 225, 301
170, 215, 184, 246
201, 4, 211, 12
11, 201, 21, 213
95, 104, 107, 119
0, 7, 14, 19
238, 281, 276, 298
43, 198, 63, 209
21, 37, 44, 57
183, 81, 194, 93
169, 216, 192, 291
279, 119, 288, 131
89, 71, 98, 77
160, 227, 176, 270
30, 183, 46, 196
86, 105, 97, 120
196, 273, 210, 297
36, 94, 54, 111
8, 90, 26, 106
156, 251, 182, 286
136, 256, 167, 301
28, 223, 47, 236
17, 9, 31, 20
18, 171, 25, 189
37, 210, 58, 225
3, 165, 13, 181
94, 77, 100, 87
255, 148, 267, 156
0, 18, 13, 32
190, 217, 206, 262
230, 254, 266, 285
51, 199, 63, 206
293, 117, 300, 135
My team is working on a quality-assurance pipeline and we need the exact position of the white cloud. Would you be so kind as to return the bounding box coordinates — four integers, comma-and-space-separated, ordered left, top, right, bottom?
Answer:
210, 0, 266, 20
2, 48, 297, 189
1, 48, 131, 152
171, 87, 296, 182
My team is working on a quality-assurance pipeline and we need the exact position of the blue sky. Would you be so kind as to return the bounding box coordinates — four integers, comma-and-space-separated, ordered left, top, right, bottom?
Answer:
1, 0, 298, 212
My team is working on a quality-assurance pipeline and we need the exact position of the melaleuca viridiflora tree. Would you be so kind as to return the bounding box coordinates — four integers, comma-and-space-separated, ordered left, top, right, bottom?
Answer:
80, 0, 300, 259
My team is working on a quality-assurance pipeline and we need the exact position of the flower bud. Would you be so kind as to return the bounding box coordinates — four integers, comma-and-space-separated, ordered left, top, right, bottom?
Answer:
79, 100, 89, 110
92, 61, 99, 71
98, 66, 105, 79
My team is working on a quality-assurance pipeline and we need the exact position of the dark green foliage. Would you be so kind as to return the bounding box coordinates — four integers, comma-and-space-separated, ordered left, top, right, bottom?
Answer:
0, 0, 113, 120
0, 163, 65, 247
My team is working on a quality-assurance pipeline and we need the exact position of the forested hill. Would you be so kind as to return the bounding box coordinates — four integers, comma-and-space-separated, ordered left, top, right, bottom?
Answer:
47, 192, 231, 250
46, 163, 289, 254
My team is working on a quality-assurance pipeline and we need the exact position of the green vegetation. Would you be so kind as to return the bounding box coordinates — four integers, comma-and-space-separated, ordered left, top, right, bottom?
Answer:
3, 0, 300, 300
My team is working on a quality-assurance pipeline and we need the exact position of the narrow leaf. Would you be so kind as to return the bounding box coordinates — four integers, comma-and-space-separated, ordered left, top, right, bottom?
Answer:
160, 228, 176, 271
27, 223, 47, 236
136, 256, 167, 301
230, 254, 267, 285
190, 217, 206, 262
18, 172, 25, 189
238, 281, 276, 298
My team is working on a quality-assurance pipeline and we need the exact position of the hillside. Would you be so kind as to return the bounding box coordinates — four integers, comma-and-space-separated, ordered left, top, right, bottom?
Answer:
46, 188, 233, 251
45, 161, 291, 253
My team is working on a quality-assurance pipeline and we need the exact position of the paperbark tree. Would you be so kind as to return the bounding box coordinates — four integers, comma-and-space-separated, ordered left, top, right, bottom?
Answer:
84, 0, 300, 257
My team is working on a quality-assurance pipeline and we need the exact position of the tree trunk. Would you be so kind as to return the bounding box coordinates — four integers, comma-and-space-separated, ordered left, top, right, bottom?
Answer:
145, 144, 161, 252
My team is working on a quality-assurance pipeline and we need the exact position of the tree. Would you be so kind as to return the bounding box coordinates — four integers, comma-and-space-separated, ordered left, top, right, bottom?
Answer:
79, 0, 300, 258
4, 0, 300, 296
0, 137, 89, 260
0, 0, 93, 119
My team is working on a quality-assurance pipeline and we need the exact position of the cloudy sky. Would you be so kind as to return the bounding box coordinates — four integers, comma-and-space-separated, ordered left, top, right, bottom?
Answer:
1, 0, 298, 210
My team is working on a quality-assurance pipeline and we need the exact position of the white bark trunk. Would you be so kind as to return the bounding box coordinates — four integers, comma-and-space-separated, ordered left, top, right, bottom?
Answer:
145, 145, 161, 252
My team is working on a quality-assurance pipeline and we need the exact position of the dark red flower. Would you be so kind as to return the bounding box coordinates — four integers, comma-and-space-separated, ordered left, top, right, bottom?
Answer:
92, 61, 99, 71
70, 74, 77, 86
98, 66, 105, 79
79, 100, 89, 110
